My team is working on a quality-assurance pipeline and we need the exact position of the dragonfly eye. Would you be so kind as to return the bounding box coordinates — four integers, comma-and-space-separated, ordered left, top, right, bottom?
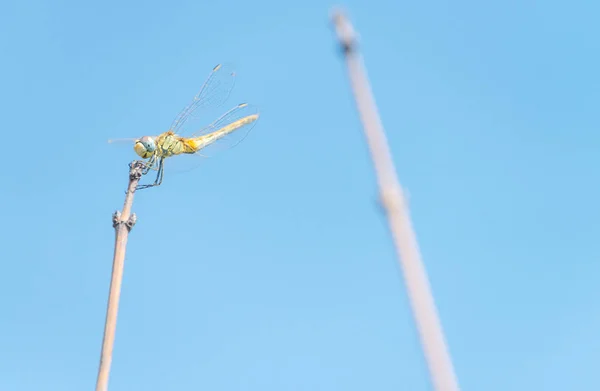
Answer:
134, 137, 156, 159
134, 142, 150, 158
140, 136, 156, 152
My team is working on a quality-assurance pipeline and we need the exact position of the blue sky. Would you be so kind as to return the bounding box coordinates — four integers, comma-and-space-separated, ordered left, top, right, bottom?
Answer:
1, 0, 599, 390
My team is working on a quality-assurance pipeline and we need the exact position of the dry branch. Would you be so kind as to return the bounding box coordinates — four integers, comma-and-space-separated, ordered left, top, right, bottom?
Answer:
95, 160, 145, 391
331, 9, 461, 391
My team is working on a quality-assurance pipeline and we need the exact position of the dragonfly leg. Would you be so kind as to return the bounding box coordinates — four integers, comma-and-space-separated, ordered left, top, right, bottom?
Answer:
156, 158, 165, 186
141, 155, 158, 174
136, 157, 165, 190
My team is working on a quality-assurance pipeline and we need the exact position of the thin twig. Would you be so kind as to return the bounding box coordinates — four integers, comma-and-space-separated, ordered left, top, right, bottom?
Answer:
331, 9, 461, 391
95, 161, 145, 391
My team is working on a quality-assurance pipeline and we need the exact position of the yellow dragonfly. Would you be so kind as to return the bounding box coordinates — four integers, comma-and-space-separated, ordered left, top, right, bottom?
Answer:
110, 63, 259, 190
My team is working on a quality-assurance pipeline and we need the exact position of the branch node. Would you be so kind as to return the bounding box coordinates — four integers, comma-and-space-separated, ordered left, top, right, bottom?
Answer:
112, 211, 122, 228
129, 160, 145, 181
111, 211, 136, 231
126, 213, 137, 230
331, 8, 358, 54
379, 186, 404, 211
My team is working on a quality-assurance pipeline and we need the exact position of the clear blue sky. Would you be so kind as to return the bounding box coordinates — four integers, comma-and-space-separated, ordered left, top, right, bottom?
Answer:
1, 0, 599, 390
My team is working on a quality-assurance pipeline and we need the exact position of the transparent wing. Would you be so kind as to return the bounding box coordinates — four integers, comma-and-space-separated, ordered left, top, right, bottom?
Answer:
169, 63, 236, 137
191, 102, 259, 157
165, 103, 259, 176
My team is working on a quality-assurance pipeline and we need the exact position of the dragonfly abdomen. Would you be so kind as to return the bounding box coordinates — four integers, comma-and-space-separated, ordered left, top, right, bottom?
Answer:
187, 114, 259, 152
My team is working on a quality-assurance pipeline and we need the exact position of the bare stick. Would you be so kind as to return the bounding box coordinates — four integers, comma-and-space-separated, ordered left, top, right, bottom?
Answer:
95, 161, 145, 391
331, 9, 461, 391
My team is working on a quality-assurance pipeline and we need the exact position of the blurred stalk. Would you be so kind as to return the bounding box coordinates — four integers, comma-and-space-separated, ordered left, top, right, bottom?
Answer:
95, 161, 144, 391
331, 9, 461, 391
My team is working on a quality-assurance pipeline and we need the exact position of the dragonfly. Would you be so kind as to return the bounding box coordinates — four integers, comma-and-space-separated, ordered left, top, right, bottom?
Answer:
110, 63, 259, 190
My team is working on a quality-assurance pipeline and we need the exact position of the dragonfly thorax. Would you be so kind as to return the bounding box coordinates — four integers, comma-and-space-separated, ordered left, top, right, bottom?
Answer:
134, 136, 156, 159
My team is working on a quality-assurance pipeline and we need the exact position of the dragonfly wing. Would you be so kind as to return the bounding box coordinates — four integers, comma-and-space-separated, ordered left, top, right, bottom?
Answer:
190, 103, 259, 157
169, 63, 236, 137
164, 103, 259, 176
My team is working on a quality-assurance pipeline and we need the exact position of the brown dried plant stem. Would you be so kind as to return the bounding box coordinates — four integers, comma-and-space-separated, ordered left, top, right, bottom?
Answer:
331, 10, 461, 391
95, 161, 144, 391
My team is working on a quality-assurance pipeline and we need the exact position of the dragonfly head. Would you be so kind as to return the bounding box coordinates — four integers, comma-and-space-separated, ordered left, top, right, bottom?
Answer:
134, 136, 156, 159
